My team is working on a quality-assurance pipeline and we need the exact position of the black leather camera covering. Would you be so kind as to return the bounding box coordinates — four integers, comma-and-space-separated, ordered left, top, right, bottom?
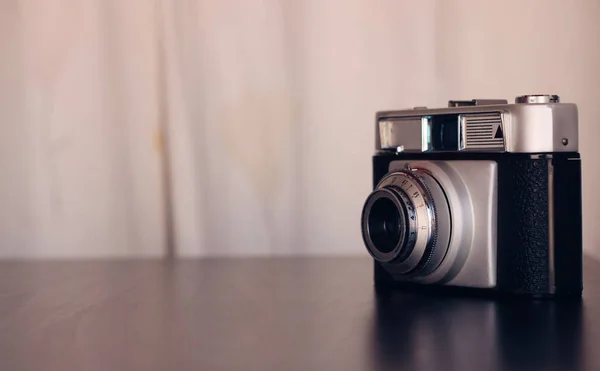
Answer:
371, 152, 582, 297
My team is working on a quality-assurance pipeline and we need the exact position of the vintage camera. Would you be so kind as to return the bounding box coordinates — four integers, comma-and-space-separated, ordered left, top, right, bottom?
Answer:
361, 95, 582, 297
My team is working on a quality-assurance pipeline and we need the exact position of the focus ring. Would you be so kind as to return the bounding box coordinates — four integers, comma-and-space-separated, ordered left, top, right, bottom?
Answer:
408, 170, 439, 276
387, 185, 417, 263
368, 171, 436, 274
409, 168, 452, 277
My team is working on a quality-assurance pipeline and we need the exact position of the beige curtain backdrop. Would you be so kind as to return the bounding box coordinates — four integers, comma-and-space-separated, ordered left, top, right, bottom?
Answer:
1, 0, 600, 258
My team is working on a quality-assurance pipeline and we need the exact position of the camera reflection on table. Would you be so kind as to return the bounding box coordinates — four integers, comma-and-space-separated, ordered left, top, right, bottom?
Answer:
370, 289, 584, 371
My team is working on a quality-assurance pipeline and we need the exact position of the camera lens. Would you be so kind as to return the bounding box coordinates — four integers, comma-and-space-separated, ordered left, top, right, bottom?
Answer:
368, 197, 402, 253
361, 169, 452, 276
361, 187, 411, 263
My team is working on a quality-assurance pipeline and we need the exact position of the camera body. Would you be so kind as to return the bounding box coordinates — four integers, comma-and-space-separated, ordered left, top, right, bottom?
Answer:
362, 95, 582, 298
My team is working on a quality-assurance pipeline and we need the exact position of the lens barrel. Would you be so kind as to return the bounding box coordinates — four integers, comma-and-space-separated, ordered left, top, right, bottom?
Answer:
361, 187, 414, 262
361, 169, 451, 277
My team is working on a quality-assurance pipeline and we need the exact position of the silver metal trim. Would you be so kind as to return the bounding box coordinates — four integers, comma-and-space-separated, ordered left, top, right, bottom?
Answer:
386, 160, 496, 289
459, 113, 504, 151
421, 116, 431, 151
411, 168, 452, 276
375, 100, 578, 153
515, 94, 560, 104
449, 99, 508, 107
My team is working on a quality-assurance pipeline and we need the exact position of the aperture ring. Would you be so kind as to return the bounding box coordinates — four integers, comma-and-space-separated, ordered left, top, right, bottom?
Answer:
386, 186, 417, 263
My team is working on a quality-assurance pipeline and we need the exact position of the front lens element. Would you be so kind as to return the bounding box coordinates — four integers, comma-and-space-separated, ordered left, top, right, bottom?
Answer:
361, 187, 412, 263
368, 197, 402, 254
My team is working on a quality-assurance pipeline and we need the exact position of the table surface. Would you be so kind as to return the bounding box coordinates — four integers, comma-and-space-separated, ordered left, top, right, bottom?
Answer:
0, 256, 599, 371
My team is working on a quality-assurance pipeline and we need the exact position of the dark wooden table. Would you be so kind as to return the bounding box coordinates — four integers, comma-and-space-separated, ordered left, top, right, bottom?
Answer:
0, 256, 598, 371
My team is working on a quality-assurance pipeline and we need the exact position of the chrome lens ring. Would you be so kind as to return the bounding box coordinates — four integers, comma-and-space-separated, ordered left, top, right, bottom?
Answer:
361, 186, 415, 263
409, 168, 452, 276
378, 171, 436, 274
362, 169, 452, 275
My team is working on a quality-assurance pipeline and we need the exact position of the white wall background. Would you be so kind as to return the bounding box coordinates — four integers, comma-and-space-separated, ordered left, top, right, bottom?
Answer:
1, 0, 599, 259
